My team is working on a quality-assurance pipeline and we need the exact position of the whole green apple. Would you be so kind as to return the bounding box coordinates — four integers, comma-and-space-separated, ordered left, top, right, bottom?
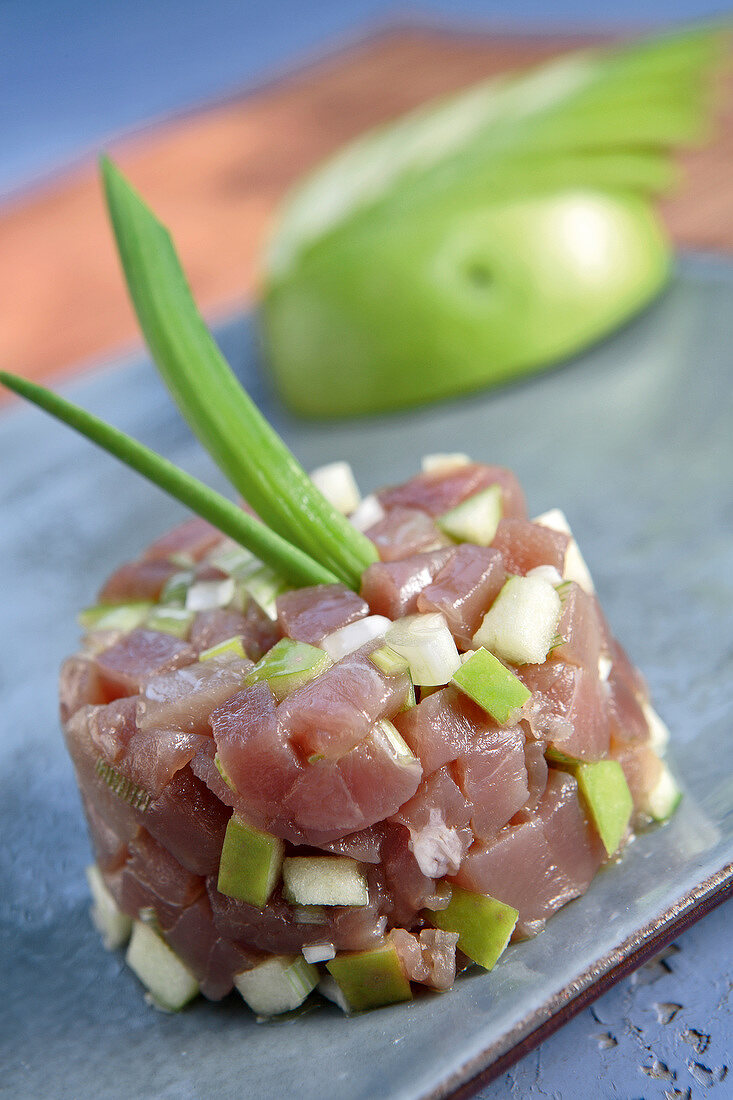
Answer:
263, 190, 668, 416
261, 28, 721, 417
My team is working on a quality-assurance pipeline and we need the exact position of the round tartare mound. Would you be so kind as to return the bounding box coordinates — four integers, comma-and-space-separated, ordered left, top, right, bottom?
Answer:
61, 459, 675, 1014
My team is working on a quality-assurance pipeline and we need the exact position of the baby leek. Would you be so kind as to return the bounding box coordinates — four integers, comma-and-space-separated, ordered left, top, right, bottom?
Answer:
0, 370, 338, 589
101, 157, 377, 589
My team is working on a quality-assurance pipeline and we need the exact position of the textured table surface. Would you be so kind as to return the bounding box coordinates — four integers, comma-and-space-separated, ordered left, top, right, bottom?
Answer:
2, 3, 732, 1096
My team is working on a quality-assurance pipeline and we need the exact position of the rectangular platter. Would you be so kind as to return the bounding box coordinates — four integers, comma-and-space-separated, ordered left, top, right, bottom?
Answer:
1, 253, 732, 1099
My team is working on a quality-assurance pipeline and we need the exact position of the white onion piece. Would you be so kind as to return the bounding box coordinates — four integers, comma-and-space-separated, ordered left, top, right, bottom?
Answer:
527, 564, 564, 586
532, 507, 571, 534
421, 452, 470, 473
310, 461, 361, 515
533, 508, 595, 594
320, 615, 391, 660
317, 975, 352, 1014
349, 493, 385, 531
185, 578, 235, 611
642, 700, 671, 754
302, 943, 336, 964
385, 613, 461, 686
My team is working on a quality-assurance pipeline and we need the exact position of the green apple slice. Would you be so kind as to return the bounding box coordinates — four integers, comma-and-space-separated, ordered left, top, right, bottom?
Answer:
575, 760, 633, 856
427, 885, 518, 970
126, 920, 199, 1011
326, 944, 412, 1011
198, 634, 247, 661
234, 955, 318, 1016
437, 484, 503, 545
85, 864, 132, 950
473, 574, 562, 666
452, 646, 530, 726
217, 815, 284, 907
245, 637, 331, 700
282, 856, 368, 907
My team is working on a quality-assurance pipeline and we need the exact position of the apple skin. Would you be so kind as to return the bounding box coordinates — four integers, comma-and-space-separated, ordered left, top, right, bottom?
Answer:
262, 189, 669, 417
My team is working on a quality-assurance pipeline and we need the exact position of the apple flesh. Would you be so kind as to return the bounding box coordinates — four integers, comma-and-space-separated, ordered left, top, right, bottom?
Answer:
245, 637, 331, 700
217, 815, 284, 907
473, 574, 562, 666
575, 760, 633, 856
234, 955, 318, 1016
452, 646, 530, 726
126, 920, 199, 1012
281, 855, 369, 907
326, 944, 413, 1011
262, 191, 669, 417
86, 864, 132, 950
437, 485, 503, 546
427, 885, 518, 970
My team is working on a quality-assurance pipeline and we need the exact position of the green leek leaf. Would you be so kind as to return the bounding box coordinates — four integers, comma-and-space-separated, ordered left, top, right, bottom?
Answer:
101, 157, 377, 589
0, 371, 338, 589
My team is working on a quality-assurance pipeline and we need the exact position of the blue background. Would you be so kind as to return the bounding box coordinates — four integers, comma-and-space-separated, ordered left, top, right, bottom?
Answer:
2, 0, 731, 198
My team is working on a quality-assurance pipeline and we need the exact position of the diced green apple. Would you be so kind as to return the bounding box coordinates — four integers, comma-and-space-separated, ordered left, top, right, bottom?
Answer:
125, 920, 199, 1011
437, 485, 503, 546
472, 574, 562, 666
199, 634, 247, 661
282, 856, 368, 907
245, 637, 332, 700
326, 944, 412, 1011
575, 760, 633, 856
77, 600, 152, 632
85, 864, 132, 950
452, 647, 531, 726
638, 761, 682, 821
234, 955, 318, 1016
427, 885, 518, 970
217, 816, 284, 906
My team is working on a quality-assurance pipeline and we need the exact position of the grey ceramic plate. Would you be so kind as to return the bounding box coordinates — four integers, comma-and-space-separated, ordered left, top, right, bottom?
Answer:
2, 254, 732, 1100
